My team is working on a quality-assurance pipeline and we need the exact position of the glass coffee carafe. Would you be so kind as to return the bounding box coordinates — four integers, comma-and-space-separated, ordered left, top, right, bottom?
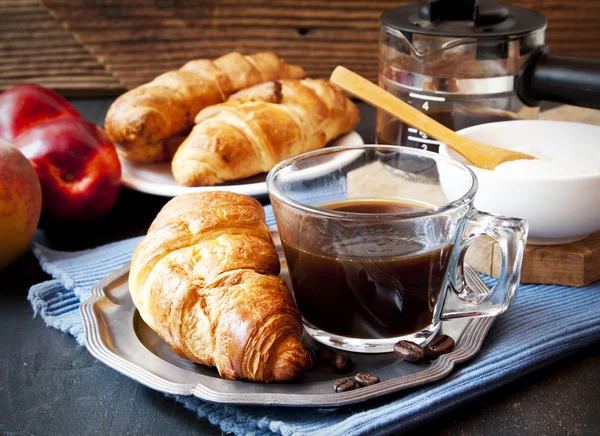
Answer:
377, 0, 546, 152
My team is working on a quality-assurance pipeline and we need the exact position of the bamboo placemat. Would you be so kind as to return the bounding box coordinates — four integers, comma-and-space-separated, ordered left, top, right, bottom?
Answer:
0, 0, 125, 96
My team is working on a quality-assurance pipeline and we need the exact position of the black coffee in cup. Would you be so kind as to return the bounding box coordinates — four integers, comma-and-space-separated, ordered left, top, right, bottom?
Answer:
280, 199, 454, 339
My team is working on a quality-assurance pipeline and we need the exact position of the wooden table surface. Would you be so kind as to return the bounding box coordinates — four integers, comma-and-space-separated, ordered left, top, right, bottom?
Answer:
0, 101, 599, 436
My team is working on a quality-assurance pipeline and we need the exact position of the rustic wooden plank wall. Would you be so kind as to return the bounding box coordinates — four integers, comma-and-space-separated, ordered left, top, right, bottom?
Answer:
2, 0, 599, 95
0, 0, 125, 95
42, 0, 390, 89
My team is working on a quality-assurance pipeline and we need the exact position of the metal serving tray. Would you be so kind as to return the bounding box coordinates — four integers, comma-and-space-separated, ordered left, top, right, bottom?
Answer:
80, 232, 495, 408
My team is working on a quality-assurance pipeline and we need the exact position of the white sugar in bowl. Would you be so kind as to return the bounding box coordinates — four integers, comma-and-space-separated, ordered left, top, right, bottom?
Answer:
439, 120, 600, 245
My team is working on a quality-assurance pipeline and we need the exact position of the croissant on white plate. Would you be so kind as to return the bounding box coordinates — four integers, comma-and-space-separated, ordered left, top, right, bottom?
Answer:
128, 191, 313, 382
171, 79, 361, 186
105, 52, 306, 162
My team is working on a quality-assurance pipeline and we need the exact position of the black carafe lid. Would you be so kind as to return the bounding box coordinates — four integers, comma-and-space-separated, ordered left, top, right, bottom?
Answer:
381, 0, 547, 38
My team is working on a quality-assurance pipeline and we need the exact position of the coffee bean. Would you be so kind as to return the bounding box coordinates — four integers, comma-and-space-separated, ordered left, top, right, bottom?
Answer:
318, 346, 336, 363
332, 354, 352, 374
354, 372, 380, 387
425, 334, 455, 357
393, 340, 425, 362
334, 377, 356, 393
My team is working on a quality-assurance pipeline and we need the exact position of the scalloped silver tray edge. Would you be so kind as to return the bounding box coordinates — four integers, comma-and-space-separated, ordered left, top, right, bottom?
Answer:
80, 264, 495, 408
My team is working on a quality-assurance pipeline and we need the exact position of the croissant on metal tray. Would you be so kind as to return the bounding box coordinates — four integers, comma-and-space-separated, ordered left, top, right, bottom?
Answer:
105, 52, 306, 162
171, 79, 361, 186
128, 191, 313, 382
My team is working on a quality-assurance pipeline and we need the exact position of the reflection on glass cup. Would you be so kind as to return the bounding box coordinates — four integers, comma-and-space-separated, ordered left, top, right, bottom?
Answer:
266, 145, 528, 353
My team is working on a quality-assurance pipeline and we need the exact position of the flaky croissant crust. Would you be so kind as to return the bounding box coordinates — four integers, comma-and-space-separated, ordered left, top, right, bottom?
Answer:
171, 79, 361, 186
105, 52, 306, 162
128, 191, 312, 382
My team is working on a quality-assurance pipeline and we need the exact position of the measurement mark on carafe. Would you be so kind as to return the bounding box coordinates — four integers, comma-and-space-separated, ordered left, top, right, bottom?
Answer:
405, 93, 445, 150
408, 92, 446, 102
408, 137, 441, 145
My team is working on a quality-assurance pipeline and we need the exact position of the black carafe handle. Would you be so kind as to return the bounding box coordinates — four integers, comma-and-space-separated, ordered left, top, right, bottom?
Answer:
517, 46, 600, 110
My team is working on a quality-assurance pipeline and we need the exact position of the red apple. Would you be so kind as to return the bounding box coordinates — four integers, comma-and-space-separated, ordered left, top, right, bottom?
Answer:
13, 118, 121, 222
0, 85, 81, 143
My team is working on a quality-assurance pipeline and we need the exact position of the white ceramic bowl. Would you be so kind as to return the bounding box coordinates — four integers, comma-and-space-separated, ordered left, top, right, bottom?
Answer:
439, 120, 600, 245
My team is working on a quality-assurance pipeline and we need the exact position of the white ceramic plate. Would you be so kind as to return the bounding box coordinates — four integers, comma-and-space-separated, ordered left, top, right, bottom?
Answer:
120, 131, 364, 198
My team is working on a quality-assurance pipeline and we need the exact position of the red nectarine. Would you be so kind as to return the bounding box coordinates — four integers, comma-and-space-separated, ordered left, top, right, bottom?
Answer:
0, 85, 81, 143
14, 118, 121, 222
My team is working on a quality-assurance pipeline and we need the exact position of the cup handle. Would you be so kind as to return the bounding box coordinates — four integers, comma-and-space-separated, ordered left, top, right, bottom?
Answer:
440, 209, 529, 320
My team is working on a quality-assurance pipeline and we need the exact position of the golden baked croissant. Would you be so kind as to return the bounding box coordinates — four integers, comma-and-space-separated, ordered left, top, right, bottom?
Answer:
171, 79, 361, 186
128, 191, 312, 382
105, 52, 306, 162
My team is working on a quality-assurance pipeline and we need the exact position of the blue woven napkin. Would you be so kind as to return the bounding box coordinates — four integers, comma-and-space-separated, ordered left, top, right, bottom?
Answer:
28, 206, 600, 436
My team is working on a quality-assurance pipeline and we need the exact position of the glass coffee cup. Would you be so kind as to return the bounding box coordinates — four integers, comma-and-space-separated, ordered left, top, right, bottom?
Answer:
266, 145, 528, 353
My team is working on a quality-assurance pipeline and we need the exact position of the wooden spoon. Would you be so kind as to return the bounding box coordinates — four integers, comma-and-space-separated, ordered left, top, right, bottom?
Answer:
330, 66, 535, 170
